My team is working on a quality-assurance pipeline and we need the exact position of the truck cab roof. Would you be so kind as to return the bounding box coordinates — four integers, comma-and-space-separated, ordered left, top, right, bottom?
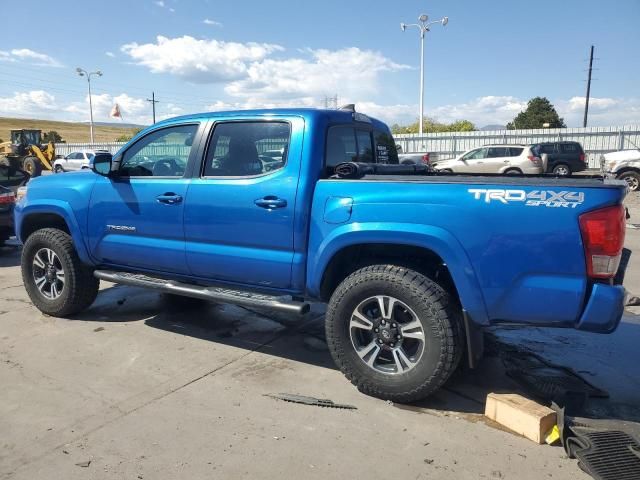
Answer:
154, 108, 389, 131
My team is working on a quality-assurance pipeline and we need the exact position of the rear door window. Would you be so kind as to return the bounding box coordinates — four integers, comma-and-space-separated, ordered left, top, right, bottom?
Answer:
541, 144, 557, 154
509, 147, 524, 157
203, 121, 290, 177
487, 147, 509, 158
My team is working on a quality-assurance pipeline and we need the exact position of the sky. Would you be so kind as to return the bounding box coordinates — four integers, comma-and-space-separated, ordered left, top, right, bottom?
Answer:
0, 0, 639, 128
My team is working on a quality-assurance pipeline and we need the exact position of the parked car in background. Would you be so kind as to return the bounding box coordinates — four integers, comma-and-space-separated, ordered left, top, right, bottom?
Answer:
53, 150, 110, 173
0, 185, 16, 246
0, 164, 29, 193
433, 145, 542, 174
530, 141, 587, 176
603, 149, 640, 191
398, 151, 432, 167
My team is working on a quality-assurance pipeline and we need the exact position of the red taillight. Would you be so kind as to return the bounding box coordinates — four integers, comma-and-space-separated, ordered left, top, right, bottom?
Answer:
580, 153, 586, 162
421, 153, 430, 164
527, 155, 542, 166
579, 205, 626, 278
0, 192, 15, 205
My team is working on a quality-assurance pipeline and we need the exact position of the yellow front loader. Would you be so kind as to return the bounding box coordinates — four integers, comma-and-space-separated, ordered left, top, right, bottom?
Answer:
0, 129, 56, 177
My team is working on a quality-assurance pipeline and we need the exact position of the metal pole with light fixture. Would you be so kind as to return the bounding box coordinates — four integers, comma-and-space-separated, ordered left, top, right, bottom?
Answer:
76, 67, 103, 143
401, 14, 448, 136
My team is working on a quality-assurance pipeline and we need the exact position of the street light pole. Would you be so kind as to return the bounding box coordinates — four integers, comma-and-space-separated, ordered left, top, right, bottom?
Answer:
401, 14, 448, 136
76, 67, 103, 143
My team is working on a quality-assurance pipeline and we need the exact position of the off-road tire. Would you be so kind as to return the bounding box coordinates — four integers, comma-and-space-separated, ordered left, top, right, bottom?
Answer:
22, 228, 99, 317
22, 156, 43, 177
325, 265, 463, 403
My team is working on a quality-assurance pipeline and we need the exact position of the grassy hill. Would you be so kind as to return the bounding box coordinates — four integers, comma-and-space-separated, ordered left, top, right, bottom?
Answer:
0, 117, 144, 143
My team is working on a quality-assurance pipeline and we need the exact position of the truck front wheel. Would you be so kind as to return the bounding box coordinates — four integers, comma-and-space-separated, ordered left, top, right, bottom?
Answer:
325, 265, 463, 403
21, 228, 99, 317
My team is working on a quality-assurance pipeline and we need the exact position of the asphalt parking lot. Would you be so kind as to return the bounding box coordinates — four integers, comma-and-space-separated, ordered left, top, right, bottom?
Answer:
2, 195, 640, 480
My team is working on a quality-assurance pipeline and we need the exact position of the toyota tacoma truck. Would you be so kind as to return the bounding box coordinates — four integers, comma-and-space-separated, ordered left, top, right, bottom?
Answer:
14, 108, 628, 403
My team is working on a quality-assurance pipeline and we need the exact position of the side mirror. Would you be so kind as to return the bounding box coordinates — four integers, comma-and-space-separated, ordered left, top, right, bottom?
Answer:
92, 152, 113, 176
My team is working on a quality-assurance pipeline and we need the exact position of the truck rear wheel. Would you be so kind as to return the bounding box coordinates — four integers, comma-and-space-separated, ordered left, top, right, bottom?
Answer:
325, 265, 463, 402
21, 228, 99, 317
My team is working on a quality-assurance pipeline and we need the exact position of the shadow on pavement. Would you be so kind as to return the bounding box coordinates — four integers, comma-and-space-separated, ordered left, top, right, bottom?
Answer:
0, 246, 20, 268
70, 284, 640, 430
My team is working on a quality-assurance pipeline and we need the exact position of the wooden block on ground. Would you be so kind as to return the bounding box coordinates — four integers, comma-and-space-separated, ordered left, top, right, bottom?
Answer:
484, 393, 556, 444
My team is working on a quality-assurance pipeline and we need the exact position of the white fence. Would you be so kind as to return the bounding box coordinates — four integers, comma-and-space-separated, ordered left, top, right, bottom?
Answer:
54, 142, 126, 156
394, 125, 640, 168
55, 125, 640, 169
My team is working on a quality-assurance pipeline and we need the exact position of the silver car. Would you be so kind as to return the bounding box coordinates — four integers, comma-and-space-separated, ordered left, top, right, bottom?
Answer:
434, 145, 543, 175
53, 150, 110, 173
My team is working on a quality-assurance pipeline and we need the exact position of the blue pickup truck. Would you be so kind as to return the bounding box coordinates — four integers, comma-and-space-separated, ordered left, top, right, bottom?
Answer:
14, 108, 628, 402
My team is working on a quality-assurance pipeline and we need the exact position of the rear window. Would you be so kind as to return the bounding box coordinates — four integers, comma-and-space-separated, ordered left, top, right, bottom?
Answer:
355, 130, 374, 163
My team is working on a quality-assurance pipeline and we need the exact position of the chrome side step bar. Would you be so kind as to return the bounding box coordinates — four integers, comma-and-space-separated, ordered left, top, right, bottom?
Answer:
94, 270, 310, 315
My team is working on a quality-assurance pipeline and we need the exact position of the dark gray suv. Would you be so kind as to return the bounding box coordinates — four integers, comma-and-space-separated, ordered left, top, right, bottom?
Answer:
531, 141, 587, 176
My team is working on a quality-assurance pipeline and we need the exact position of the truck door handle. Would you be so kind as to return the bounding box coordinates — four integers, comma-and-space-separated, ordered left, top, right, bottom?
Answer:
156, 193, 183, 205
254, 196, 287, 209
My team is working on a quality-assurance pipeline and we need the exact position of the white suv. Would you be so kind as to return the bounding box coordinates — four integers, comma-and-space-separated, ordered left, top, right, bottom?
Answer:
53, 150, 110, 173
434, 145, 543, 174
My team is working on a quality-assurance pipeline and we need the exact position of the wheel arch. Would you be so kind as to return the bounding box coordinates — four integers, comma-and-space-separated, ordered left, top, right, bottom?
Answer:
18, 203, 94, 265
615, 166, 640, 176
308, 223, 489, 326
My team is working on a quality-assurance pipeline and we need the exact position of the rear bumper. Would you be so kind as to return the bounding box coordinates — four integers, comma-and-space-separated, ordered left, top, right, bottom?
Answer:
575, 283, 625, 333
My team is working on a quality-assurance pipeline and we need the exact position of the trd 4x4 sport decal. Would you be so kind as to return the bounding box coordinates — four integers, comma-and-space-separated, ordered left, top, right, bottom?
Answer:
468, 189, 585, 208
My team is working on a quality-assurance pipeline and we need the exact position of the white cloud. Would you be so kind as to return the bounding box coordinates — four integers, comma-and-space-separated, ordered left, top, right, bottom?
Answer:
0, 48, 62, 67
0, 89, 185, 125
121, 35, 283, 83
105, 51, 115, 58
559, 96, 640, 126
0, 91, 58, 117
0, 51, 15, 62
225, 47, 409, 100
154, 0, 165, 6
203, 18, 222, 26
427, 96, 526, 126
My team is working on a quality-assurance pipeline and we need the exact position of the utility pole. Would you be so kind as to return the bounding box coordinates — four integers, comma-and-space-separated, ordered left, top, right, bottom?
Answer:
147, 92, 159, 124
583, 45, 594, 128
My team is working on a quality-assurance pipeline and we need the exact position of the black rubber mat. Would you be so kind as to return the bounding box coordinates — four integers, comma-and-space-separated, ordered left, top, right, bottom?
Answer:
566, 430, 640, 480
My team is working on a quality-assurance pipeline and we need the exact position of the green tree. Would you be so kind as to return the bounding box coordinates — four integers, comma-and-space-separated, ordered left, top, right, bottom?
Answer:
43, 131, 64, 143
115, 128, 142, 142
391, 117, 476, 134
506, 97, 566, 129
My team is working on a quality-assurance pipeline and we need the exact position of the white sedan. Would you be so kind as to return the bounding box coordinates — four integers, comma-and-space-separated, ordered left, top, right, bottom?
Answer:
53, 150, 109, 173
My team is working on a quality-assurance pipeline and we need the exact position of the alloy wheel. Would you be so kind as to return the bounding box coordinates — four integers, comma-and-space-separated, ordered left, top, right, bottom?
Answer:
32, 248, 65, 299
349, 295, 425, 375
